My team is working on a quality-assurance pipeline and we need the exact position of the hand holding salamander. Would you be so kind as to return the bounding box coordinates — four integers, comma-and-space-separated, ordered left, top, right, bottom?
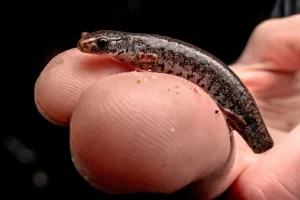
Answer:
34, 14, 300, 199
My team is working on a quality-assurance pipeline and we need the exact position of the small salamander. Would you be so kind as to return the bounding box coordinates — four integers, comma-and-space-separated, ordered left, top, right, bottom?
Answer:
76, 30, 274, 154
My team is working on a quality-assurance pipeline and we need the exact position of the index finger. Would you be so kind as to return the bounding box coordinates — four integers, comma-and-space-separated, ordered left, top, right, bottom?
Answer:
34, 48, 133, 125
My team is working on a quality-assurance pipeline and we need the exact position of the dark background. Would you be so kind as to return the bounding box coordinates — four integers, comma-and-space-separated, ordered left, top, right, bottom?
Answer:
2, 0, 297, 198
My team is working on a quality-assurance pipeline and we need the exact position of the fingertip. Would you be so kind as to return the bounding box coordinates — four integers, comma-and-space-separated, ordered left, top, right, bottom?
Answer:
69, 72, 233, 194
34, 48, 133, 125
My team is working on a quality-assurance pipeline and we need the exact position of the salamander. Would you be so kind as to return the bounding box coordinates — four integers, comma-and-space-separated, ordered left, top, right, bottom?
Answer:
76, 30, 274, 154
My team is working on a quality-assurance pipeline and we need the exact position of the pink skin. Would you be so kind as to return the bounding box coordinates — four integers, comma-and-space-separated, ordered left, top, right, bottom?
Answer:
34, 14, 300, 199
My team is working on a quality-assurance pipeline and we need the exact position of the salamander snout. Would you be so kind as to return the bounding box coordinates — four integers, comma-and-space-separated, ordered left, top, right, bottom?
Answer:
76, 37, 96, 53
77, 31, 96, 53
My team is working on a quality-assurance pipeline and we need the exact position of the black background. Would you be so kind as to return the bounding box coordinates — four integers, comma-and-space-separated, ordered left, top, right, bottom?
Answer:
3, 0, 277, 198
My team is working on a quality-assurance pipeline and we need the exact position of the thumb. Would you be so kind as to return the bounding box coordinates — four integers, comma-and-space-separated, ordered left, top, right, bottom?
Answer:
69, 71, 239, 198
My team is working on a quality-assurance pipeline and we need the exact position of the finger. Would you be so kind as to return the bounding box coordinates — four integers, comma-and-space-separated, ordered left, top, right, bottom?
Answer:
34, 48, 133, 125
228, 124, 300, 199
69, 71, 239, 197
236, 14, 300, 72
230, 64, 299, 97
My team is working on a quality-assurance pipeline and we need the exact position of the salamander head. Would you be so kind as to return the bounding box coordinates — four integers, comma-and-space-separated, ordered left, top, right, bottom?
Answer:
77, 30, 135, 58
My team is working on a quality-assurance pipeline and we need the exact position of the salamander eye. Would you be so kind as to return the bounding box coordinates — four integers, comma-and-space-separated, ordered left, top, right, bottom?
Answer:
96, 37, 109, 48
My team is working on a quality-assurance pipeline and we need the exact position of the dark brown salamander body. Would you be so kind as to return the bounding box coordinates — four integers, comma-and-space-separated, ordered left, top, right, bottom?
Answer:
76, 30, 274, 154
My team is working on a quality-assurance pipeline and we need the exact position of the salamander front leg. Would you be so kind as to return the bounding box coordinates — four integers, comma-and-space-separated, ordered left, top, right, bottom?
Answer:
134, 52, 157, 64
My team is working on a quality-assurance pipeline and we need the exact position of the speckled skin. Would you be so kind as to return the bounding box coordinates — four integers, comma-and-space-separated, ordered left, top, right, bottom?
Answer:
77, 30, 274, 154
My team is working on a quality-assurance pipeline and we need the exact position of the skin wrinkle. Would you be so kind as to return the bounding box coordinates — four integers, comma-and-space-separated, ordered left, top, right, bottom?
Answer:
270, 174, 299, 200
252, 185, 268, 200
245, 184, 268, 200
228, 168, 269, 200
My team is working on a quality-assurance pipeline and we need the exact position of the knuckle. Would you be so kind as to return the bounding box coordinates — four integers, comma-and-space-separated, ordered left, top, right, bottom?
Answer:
253, 18, 278, 37
253, 14, 300, 37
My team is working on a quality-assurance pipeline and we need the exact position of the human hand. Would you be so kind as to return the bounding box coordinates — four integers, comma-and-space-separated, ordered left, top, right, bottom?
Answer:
34, 15, 300, 199
227, 14, 300, 199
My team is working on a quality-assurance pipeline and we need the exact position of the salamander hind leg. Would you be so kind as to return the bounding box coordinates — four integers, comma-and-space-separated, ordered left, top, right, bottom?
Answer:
210, 95, 247, 134
215, 100, 274, 154
220, 107, 247, 129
